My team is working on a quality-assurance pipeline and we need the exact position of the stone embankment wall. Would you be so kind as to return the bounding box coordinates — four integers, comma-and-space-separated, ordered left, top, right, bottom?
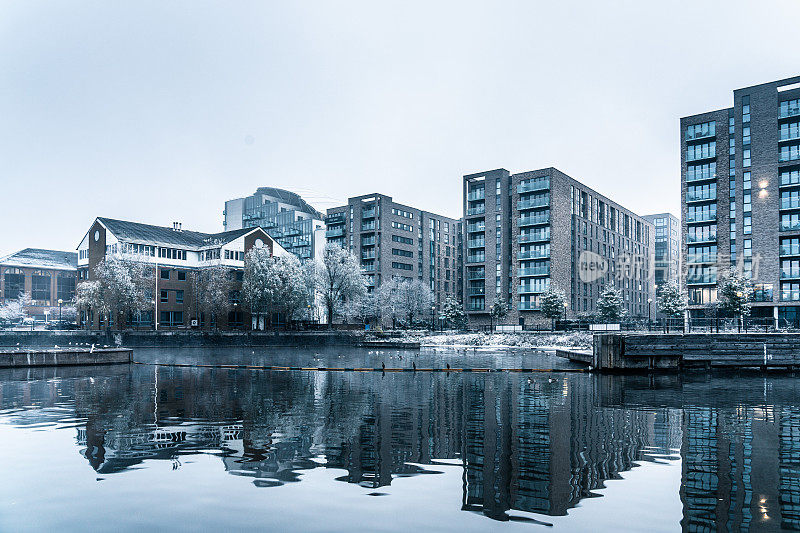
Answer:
594, 333, 800, 371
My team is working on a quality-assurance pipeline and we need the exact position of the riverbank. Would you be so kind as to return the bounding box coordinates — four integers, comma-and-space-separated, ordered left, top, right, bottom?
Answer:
401, 331, 593, 351
0, 347, 131, 368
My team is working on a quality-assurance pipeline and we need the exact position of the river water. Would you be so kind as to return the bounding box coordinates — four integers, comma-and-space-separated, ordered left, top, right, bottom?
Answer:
0, 346, 799, 532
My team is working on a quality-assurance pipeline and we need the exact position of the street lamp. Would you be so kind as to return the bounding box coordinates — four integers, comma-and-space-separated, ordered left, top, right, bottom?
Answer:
58, 298, 63, 323
647, 298, 653, 328
431, 305, 436, 331
563, 302, 568, 327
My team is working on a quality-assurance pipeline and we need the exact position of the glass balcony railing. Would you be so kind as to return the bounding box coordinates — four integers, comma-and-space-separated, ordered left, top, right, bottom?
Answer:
781, 220, 800, 231
781, 289, 800, 301
686, 212, 717, 223
781, 244, 800, 256
466, 205, 486, 216
519, 284, 547, 295
325, 213, 345, 224
686, 275, 717, 284
686, 191, 717, 202
518, 214, 550, 226
686, 253, 717, 264
467, 286, 486, 296
779, 104, 800, 119
781, 198, 800, 210
781, 270, 800, 279
467, 239, 485, 248
518, 267, 550, 277
361, 264, 375, 272
517, 178, 549, 194
519, 232, 550, 244
519, 250, 550, 260
325, 227, 344, 237
361, 251, 375, 260
687, 233, 717, 243
467, 270, 485, 280
466, 255, 485, 264
466, 303, 485, 312
780, 129, 800, 142
362, 238, 375, 246
467, 189, 485, 201
517, 196, 550, 210
361, 222, 376, 231
361, 208, 376, 218
466, 223, 485, 233
518, 302, 540, 311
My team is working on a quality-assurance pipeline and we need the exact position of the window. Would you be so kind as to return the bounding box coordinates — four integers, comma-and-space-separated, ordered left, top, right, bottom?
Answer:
743, 215, 752, 235
159, 311, 183, 327
392, 235, 413, 245
743, 171, 751, 190
686, 121, 715, 140
228, 290, 241, 304
175, 290, 184, 304
743, 148, 751, 167
31, 273, 51, 302
160, 269, 170, 280
3, 269, 24, 300
391, 208, 414, 219
56, 274, 76, 301
753, 284, 773, 302
686, 162, 716, 182
160, 290, 169, 303
177, 271, 186, 281
392, 248, 413, 258
686, 141, 715, 161
742, 95, 750, 123
391, 221, 413, 232
392, 262, 413, 271
780, 98, 800, 119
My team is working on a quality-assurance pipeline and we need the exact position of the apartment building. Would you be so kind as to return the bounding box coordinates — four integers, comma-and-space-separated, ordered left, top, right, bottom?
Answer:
643, 213, 680, 292
680, 75, 800, 322
223, 187, 325, 262
324, 194, 461, 312
463, 167, 655, 326
76, 217, 287, 330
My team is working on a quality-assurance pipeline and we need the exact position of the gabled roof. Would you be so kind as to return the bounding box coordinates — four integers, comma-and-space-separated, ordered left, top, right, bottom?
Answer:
93, 218, 275, 250
0, 248, 78, 271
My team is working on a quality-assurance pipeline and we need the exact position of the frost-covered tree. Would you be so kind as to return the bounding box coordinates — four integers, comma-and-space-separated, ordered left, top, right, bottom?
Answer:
76, 257, 151, 328
657, 280, 686, 319
392, 278, 434, 327
0, 293, 32, 326
194, 265, 234, 329
314, 244, 367, 326
597, 286, 626, 323
342, 290, 381, 327
440, 296, 467, 330
243, 248, 313, 328
718, 267, 752, 321
489, 297, 508, 330
540, 286, 567, 331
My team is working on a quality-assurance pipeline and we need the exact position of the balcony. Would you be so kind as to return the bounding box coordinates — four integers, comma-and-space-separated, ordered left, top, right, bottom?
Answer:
467, 303, 485, 312
517, 196, 550, 210
518, 302, 540, 311
686, 275, 717, 285
467, 286, 486, 296
519, 231, 550, 244
362, 237, 375, 246
467, 238, 485, 248
518, 267, 550, 277
686, 253, 717, 264
686, 171, 717, 183
779, 104, 800, 119
782, 289, 800, 301
362, 208, 376, 218
781, 270, 800, 280
517, 177, 549, 194
466, 205, 486, 216
519, 284, 547, 295
519, 250, 549, 260
467, 189, 485, 201
782, 220, 800, 231
325, 213, 345, 224
466, 254, 485, 264
780, 128, 800, 143
361, 250, 376, 260
686, 212, 717, 223
361, 222, 376, 231
687, 233, 717, 244
780, 146, 800, 163
781, 198, 800, 210
781, 244, 800, 256
326, 227, 344, 238
518, 214, 550, 227
686, 147, 716, 162
686, 191, 717, 203
466, 269, 485, 280
466, 222, 485, 233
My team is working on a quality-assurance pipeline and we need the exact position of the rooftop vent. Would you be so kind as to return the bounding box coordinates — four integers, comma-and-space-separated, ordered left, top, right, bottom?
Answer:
172, 222, 182, 232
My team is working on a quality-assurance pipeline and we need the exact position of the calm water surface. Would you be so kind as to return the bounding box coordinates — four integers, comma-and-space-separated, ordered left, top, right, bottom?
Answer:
0, 346, 799, 532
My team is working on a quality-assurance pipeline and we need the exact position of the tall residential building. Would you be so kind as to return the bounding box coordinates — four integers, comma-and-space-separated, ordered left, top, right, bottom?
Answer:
223, 187, 326, 261
643, 213, 680, 291
324, 194, 461, 311
463, 167, 655, 326
680, 75, 800, 321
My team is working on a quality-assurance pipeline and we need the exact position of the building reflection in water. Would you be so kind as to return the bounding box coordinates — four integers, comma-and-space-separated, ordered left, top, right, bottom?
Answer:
1, 366, 800, 529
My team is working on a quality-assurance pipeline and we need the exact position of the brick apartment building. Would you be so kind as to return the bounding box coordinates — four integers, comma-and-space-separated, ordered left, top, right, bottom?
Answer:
681, 75, 800, 322
0, 248, 77, 322
76, 217, 287, 330
325, 194, 462, 316
463, 167, 655, 326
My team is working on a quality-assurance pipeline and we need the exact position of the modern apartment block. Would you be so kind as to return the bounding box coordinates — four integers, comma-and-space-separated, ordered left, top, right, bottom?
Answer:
77, 217, 287, 330
223, 187, 326, 262
324, 194, 461, 311
463, 168, 655, 326
643, 213, 680, 291
680, 75, 800, 321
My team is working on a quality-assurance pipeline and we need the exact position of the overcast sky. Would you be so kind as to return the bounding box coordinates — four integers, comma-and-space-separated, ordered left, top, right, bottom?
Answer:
1, 0, 799, 257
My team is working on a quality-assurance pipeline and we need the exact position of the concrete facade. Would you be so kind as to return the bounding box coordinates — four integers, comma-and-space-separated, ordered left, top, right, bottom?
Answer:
325, 194, 461, 316
681, 75, 800, 322
464, 167, 655, 326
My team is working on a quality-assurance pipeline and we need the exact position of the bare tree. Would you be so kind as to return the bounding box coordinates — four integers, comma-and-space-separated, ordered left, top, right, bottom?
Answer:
381, 278, 433, 327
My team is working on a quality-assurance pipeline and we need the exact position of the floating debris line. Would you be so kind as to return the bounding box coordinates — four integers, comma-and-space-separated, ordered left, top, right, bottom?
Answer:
131, 361, 588, 373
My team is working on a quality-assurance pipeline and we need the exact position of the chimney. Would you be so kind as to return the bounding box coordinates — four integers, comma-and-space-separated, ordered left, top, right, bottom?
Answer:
172, 222, 182, 232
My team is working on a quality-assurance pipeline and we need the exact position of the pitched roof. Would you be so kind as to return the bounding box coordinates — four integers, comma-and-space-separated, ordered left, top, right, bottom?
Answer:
0, 248, 78, 271
96, 218, 268, 249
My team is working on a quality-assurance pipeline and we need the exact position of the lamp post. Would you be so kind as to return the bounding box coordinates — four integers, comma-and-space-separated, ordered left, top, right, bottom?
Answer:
647, 298, 653, 330
431, 305, 436, 331
58, 298, 63, 323
563, 302, 568, 330
233, 302, 239, 330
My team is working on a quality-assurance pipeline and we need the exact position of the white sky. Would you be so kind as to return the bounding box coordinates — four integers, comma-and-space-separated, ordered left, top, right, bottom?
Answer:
1, 0, 799, 256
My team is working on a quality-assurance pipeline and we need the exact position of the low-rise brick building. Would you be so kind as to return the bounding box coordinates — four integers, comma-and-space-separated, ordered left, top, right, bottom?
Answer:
0, 248, 78, 322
